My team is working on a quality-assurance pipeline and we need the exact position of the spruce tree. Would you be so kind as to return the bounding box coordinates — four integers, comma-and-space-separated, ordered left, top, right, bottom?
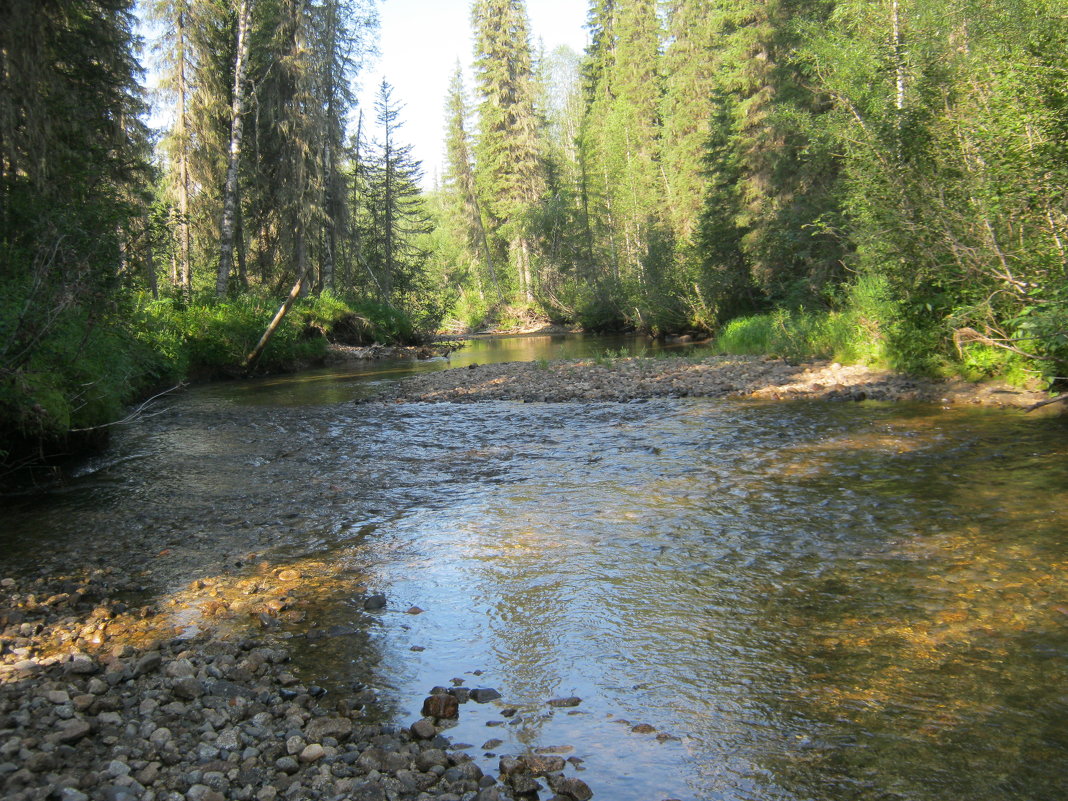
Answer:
471, 0, 545, 304
357, 80, 432, 307
443, 65, 503, 303
148, 0, 195, 295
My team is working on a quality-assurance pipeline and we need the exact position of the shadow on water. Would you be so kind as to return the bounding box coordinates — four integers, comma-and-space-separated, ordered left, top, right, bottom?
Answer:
2, 336, 1067, 801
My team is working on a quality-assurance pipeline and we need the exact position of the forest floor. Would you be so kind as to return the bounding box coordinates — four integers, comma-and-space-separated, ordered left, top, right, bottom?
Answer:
365, 353, 1057, 411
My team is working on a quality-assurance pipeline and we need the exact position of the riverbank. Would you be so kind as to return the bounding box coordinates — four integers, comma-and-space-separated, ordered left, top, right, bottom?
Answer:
0, 569, 586, 801
365, 353, 1055, 409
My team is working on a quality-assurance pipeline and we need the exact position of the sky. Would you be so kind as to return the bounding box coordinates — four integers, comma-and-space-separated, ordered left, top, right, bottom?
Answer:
358, 0, 590, 188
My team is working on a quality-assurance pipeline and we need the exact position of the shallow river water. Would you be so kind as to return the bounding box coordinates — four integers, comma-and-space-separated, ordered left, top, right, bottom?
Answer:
3, 335, 1068, 801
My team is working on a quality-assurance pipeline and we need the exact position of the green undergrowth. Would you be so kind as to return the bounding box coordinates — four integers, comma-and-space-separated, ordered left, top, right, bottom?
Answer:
1, 291, 425, 472
712, 274, 1043, 386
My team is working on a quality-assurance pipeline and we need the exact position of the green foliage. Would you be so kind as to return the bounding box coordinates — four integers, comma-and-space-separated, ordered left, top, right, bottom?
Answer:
141, 294, 326, 374
0, 303, 170, 446
342, 298, 420, 344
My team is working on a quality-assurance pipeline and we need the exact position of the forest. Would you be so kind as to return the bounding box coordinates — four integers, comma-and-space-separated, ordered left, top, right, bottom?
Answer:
1, 0, 1067, 463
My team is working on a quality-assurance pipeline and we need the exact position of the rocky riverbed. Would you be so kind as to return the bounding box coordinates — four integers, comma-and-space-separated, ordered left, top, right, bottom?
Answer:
364, 354, 1053, 409
0, 570, 592, 801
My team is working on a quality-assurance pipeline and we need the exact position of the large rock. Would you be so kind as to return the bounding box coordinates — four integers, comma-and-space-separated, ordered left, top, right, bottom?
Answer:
547, 696, 581, 708
363, 594, 387, 610
172, 677, 204, 700
134, 652, 162, 676
553, 777, 593, 800
521, 755, 566, 775
421, 694, 459, 720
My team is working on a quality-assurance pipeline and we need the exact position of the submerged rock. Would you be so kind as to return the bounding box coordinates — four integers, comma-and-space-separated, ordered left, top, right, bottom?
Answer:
363, 593, 387, 610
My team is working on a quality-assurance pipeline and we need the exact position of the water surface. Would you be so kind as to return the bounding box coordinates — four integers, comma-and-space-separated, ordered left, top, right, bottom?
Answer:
2, 336, 1066, 801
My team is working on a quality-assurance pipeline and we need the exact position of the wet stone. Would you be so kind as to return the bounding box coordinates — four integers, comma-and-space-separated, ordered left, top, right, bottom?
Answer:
508, 774, 543, 795
547, 697, 582, 708
422, 693, 459, 720
410, 718, 437, 740
172, 677, 205, 700
298, 743, 325, 763
554, 777, 594, 800
66, 655, 98, 675
363, 594, 387, 610
470, 688, 501, 703
133, 652, 162, 676
275, 756, 299, 774
50, 719, 91, 745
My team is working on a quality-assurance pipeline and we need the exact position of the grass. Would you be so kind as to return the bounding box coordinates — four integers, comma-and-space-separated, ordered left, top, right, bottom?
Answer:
1, 290, 428, 472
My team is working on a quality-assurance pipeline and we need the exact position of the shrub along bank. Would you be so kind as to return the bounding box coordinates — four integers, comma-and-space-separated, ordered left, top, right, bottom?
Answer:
0, 292, 427, 478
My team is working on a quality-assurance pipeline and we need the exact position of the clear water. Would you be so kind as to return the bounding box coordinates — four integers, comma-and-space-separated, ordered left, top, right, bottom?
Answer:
2, 336, 1066, 801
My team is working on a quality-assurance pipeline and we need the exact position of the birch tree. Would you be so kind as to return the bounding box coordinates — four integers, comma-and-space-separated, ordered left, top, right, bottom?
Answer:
216, 0, 252, 296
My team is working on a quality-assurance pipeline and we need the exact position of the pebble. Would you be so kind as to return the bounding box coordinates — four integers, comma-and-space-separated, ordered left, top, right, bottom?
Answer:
1, 556, 600, 801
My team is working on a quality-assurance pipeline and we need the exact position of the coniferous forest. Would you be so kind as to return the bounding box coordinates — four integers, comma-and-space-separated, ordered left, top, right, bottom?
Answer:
2, 0, 1067, 462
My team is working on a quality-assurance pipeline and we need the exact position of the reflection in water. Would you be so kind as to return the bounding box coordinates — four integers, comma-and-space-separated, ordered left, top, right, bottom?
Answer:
2, 339, 1066, 801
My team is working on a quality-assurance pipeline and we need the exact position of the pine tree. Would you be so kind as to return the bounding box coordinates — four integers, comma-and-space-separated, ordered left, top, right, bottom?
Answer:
216, 0, 252, 296
697, 0, 844, 308
577, 0, 669, 325
660, 0, 717, 244
0, 0, 148, 437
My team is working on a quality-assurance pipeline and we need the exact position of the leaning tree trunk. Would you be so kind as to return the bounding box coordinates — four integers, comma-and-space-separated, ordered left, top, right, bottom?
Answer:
244, 265, 310, 371
216, 0, 252, 297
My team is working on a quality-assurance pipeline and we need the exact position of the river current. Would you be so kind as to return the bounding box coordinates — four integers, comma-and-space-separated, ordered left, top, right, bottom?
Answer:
3, 335, 1067, 801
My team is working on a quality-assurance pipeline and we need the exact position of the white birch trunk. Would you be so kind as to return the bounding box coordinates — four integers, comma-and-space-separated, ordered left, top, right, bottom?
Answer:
216, 0, 252, 297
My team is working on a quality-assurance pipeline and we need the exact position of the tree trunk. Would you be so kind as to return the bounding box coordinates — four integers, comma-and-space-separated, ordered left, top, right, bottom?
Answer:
245, 266, 310, 371
144, 213, 158, 300
891, 0, 906, 159
177, 8, 192, 298
216, 0, 252, 297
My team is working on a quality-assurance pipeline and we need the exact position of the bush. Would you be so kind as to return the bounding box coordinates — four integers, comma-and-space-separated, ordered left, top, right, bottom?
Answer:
714, 274, 906, 366
0, 304, 170, 448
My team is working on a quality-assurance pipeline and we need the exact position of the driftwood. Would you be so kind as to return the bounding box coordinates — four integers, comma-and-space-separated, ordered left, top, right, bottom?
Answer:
952, 327, 1045, 361
1025, 393, 1068, 413
954, 328, 1066, 412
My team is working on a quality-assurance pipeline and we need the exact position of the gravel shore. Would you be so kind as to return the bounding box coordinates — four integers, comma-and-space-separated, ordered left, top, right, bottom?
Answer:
364, 354, 1051, 409
0, 571, 589, 801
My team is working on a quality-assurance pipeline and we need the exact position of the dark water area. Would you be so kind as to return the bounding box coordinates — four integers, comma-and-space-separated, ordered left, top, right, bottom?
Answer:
2, 335, 1067, 801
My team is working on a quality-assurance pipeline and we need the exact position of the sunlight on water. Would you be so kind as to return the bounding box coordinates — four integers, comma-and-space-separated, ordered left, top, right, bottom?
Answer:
2, 337, 1066, 801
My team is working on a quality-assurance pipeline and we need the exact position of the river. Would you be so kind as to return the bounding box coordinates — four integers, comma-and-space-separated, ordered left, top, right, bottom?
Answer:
3, 334, 1067, 801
